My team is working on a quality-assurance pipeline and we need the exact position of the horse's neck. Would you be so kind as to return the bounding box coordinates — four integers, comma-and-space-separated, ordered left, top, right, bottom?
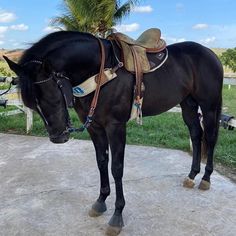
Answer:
68, 39, 115, 86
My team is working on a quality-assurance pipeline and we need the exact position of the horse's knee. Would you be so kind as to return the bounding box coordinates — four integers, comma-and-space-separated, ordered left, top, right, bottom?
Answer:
97, 154, 108, 169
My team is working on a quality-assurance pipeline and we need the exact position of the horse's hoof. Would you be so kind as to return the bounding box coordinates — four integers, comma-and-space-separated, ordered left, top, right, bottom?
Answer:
198, 179, 210, 190
106, 225, 122, 236
88, 208, 103, 217
106, 213, 124, 235
183, 177, 195, 188
88, 200, 107, 217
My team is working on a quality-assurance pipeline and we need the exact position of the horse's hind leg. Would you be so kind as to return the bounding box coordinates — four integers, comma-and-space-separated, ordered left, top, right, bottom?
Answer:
88, 125, 110, 217
198, 103, 221, 190
180, 96, 203, 188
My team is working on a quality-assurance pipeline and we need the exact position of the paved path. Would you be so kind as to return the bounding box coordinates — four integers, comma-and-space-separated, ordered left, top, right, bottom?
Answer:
0, 133, 236, 236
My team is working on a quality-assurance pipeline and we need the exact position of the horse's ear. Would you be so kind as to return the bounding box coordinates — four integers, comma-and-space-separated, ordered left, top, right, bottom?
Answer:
3, 56, 24, 76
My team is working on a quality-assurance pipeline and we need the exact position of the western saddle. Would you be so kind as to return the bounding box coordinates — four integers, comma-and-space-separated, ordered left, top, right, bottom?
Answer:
108, 28, 166, 123
108, 28, 166, 73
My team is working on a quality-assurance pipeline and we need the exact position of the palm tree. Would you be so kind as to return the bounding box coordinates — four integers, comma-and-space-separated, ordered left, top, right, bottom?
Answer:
51, 0, 94, 32
51, 0, 141, 37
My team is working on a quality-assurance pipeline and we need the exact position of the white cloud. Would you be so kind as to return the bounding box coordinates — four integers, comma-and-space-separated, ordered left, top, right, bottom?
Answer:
12, 42, 19, 47
10, 24, 29, 31
43, 26, 60, 32
200, 36, 216, 45
114, 23, 140, 33
0, 26, 8, 34
164, 36, 186, 44
193, 24, 208, 30
0, 40, 4, 45
132, 5, 153, 13
0, 10, 16, 23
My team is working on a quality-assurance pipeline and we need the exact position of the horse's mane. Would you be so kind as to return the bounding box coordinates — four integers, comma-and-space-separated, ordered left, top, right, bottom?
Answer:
19, 31, 95, 109
20, 31, 95, 64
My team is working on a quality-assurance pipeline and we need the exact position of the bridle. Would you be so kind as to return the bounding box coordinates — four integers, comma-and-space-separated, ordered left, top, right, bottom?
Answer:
24, 60, 75, 137
22, 37, 107, 138
34, 70, 74, 138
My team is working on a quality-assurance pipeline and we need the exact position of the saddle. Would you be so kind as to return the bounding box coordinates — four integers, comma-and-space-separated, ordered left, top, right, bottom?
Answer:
108, 28, 166, 73
108, 28, 167, 123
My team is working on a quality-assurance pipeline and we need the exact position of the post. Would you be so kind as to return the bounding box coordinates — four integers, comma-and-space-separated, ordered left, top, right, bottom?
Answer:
25, 106, 33, 133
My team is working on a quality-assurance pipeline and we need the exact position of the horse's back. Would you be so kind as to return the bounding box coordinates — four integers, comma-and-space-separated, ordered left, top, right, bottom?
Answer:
142, 41, 223, 116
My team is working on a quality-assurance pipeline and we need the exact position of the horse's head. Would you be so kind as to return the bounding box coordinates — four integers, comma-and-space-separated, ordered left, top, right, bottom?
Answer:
4, 56, 73, 144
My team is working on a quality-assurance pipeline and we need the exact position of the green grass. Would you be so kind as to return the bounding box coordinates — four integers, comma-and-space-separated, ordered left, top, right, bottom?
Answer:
0, 61, 16, 89
0, 61, 15, 77
0, 87, 236, 170
223, 85, 236, 114
0, 110, 235, 169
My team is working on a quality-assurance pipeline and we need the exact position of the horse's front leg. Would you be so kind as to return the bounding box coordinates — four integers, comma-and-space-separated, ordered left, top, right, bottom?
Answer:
105, 123, 126, 236
88, 125, 110, 217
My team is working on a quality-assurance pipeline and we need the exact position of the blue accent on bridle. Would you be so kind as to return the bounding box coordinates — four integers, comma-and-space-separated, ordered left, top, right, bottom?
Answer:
72, 86, 85, 96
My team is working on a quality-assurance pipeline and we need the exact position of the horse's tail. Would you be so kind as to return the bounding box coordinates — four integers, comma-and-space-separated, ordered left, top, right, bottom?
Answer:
201, 96, 222, 160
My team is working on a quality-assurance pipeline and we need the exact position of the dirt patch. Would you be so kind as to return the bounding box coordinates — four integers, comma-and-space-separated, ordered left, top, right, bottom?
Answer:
215, 163, 236, 183
0, 49, 23, 61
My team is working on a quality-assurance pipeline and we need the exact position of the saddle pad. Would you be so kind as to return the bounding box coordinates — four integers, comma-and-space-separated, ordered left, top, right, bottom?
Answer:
119, 43, 167, 73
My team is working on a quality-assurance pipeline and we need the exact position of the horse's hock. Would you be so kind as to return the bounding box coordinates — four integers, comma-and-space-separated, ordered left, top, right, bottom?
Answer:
0, 134, 236, 236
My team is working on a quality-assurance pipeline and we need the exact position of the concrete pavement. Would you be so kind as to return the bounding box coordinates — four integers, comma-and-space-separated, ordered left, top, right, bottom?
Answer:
0, 133, 236, 236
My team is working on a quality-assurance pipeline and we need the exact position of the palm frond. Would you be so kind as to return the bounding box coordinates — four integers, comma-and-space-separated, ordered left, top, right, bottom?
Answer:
114, 3, 131, 23
50, 0, 142, 35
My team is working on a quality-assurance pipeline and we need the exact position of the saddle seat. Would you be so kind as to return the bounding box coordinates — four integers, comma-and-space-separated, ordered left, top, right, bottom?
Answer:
114, 28, 165, 51
108, 28, 166, 73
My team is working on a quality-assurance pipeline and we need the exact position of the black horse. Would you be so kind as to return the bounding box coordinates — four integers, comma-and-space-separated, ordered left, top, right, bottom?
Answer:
4, 31, 223, 236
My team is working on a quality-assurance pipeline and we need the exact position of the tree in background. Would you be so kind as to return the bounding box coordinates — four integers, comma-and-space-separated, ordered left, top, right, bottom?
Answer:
220, 48, 236, 72
0, 62, 15, 77
51, 0, 140, 37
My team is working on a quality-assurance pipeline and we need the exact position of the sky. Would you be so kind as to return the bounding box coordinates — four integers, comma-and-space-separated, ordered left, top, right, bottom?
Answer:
0, 0, 236, 49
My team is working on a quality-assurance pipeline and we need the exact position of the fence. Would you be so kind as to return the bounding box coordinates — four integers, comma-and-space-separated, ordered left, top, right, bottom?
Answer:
0, 77, 33, 133
224, 77, 236, 90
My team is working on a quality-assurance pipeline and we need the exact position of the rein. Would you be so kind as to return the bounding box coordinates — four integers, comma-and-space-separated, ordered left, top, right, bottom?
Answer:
0, 77, 19, 96
0, 83, 13, 96
82, 38, 106, 130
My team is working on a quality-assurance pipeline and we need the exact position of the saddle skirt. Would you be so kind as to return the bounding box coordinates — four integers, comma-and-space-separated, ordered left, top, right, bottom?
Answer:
108, 28, 167, 73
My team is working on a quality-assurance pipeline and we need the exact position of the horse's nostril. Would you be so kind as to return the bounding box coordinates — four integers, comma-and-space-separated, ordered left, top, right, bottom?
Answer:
49, 131, 70, 144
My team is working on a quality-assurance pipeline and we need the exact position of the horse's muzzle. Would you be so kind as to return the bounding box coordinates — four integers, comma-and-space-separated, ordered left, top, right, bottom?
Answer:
49, 130, 70, 144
